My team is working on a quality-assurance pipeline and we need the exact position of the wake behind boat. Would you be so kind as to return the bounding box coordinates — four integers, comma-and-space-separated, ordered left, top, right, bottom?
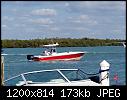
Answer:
27, 43, 85, 61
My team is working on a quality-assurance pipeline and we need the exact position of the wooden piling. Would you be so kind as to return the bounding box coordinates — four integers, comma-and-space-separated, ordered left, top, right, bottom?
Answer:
1, 56, 4, 86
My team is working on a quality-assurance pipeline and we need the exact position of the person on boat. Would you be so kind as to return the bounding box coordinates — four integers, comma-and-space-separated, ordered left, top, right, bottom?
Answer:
53, 48, 56, 52
50, 48, 57, 56
51, 48, 56, 53
44, 50, 50, 56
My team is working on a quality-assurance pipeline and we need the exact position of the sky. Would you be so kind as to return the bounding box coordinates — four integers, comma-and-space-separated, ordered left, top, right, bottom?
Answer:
1, 1, 126, 40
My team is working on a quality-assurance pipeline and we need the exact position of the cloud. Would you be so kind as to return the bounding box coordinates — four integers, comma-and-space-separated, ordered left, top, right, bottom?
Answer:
78, 1, 125, 10
112, 29, 125, 34
73, 27, 89, 31
11, 8, 17, 12
2, 16, 9, 20
1, 1, 125, 40
65, 2, 70, 7
67, 1, 125, 16
2, 24, 7, 28
39, 24, 50, 27
30, 18, 54, 24
79, 15, 89, 20
50, 27, 59, 31
31, 8, 57, 16
14, 23, 26, 27
70, 15, 98, 25
2, 16, 14, 21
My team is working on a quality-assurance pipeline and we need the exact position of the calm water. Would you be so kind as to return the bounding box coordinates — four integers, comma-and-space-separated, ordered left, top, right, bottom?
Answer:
2, 46, 126, 86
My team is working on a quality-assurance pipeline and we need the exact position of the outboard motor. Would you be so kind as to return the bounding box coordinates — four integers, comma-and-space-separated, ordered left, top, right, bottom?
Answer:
27, 55, 34, 60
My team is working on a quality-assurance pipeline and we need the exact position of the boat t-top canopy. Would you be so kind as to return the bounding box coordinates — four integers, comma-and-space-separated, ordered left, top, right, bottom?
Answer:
43, 43, 59, 47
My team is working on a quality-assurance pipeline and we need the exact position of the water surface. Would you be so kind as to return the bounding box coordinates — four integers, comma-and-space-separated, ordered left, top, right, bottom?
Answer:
2, 46, 126, 85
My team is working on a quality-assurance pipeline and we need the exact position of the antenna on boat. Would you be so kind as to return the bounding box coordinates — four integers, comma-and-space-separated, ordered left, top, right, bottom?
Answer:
51, 39, 54, 44
99, 60, 110, 86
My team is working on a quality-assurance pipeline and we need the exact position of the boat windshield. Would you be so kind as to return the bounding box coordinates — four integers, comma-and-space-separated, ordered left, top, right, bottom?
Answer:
4, 69, 91, 86
60, 69, 89, 81
4, 70, 68, 86
4, 75, 24, 86
23, 71, 67, 83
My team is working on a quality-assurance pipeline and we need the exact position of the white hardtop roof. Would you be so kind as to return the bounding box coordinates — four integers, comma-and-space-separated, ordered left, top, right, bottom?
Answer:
43, 43, 59, 47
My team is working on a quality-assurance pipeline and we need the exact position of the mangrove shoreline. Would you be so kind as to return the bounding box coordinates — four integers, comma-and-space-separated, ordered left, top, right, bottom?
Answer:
1, 38, 125, 48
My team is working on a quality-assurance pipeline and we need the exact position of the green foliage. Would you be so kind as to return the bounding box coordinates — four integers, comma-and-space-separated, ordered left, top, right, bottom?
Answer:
1, 38, 124, 48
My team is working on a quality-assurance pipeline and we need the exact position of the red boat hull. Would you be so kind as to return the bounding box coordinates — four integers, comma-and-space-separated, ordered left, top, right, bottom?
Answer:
33, 52, 84, 61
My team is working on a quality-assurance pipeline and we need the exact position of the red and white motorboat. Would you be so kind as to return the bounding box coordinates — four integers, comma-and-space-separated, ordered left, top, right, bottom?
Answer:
27, 43, 85, 61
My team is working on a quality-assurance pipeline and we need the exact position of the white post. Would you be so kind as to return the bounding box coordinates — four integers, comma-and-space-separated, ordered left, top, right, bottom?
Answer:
99, 60, 110, 86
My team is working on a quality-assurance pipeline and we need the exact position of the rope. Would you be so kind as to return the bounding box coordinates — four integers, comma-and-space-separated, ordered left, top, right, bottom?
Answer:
79, 68, 109, 76
99, 69, 109, 73
79, 69, 99, 76
99, 72, 109, 83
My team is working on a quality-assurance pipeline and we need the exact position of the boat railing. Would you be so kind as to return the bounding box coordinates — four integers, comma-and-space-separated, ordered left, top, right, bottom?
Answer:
4, 74, 22, 83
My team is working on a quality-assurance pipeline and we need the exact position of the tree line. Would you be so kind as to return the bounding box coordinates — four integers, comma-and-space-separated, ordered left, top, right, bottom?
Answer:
1, 38, 124, 48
